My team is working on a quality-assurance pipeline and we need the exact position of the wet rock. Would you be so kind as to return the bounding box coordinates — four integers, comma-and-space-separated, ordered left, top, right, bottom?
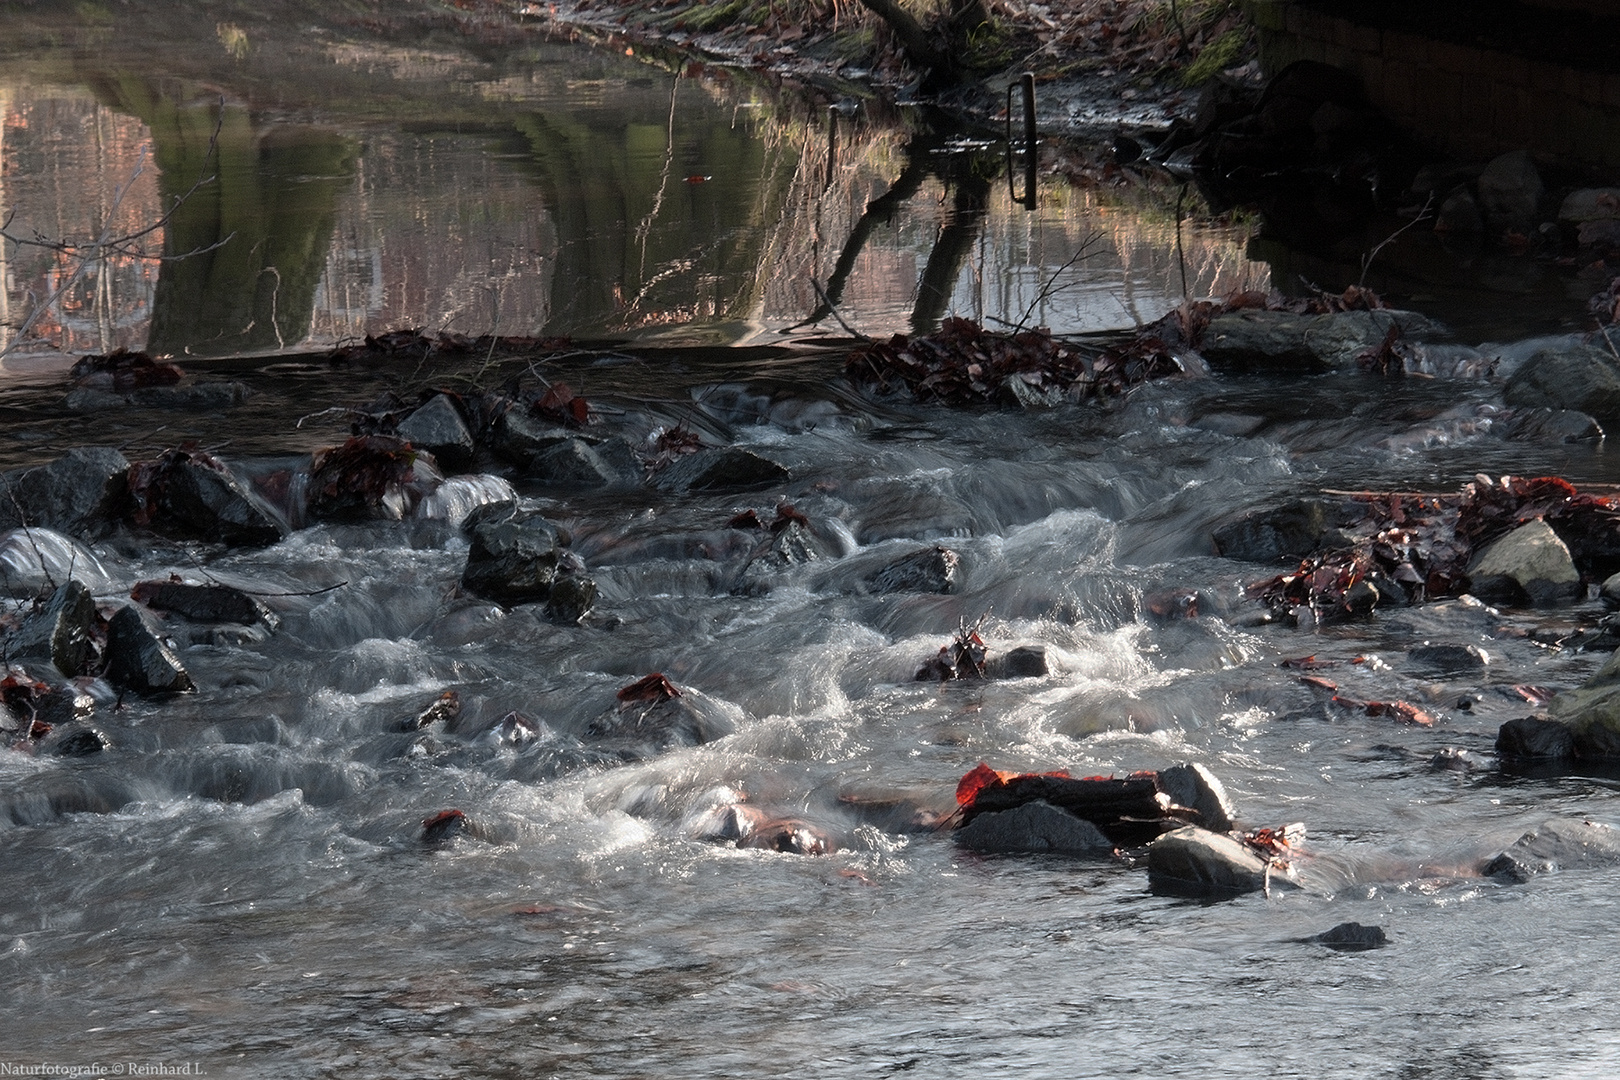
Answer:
984, 645, 1048, 679
1343, 579, 1380, 616
1476, 150, 1544, 229
1496, 718, 1574, 761
649, 447, 789, 493
586, 677, 735, 759
1503, 407, 1604, 444
64, 382, 251, 413
1198, 310, 1445, 373
737, 817, 836, 855
104, 605, 195, 696
1156, 762, 1236, 832
1430, 747, 1485, 772
8, 580, 98, 678
307, 435, 441, 523
0, 447, 129, 539
1147, 826, 1296, 897
129, 449, 287, 547
736, 520, 825, 594
1502, 343, 1620, 425
493, 710, 546, 745
459, 502, 563, 607
1468, 519, 1580, 606
543, 563, 597, 624
530, 438, 623, 489
421, 808, 486, 843
1435, 186, 1483, 233
864, 545, 960, 594
954, 800, 1114, 854
130, 580, 278, 630
1406, 642, 1489, 672
1559, 188, 1620, 223
1212, 498, 1345, 563
959, 768, 1187, 846
1307, 922, 1387, 951
1547, 648, 1620, 757
50, 729, 108, 757
1481, 818, 1620, 882
395, 393, 475, 470
488, 406, 574, 468
1604, 571, 1620, 608
398, 690, 460, 732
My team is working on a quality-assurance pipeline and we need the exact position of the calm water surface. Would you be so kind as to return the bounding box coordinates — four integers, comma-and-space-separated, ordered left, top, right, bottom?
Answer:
2, 7, 1619, 1080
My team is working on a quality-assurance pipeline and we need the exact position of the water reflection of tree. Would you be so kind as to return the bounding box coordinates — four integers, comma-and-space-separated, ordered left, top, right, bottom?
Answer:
88, 76, 356, 356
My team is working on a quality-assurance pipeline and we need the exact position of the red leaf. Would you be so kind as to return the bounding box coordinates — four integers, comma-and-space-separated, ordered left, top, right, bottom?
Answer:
617, 672, 682, 705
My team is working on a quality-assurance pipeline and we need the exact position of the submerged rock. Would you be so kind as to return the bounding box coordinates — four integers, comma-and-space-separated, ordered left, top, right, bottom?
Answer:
864, 545, 960, 594
735, 520, 826, 594
954, 800, 1114, 855
1481, 818, 1620, 882
50, 728, 109, 757
1468, 519, 1579, 606
399, 690, 461, 732
1212, 498, 1350, 564
421, 808, 488, 843
1307, 922, 1388, 951
585, 692, 735, 759
104, 605, 195, 696
0, 447, 129, 539
649, 447, 789, 493
1147, 826, 1297, 897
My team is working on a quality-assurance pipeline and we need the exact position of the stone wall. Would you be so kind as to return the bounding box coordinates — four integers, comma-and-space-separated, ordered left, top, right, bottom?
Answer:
1243, 0, 1620, 173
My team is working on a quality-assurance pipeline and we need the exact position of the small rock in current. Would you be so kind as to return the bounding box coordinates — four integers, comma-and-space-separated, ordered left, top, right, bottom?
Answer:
51, 729, 109, 757
1156, 762, 1236, 832
1307, 922, 1388, 951
864, 545, 960, 595
1407, 642, 1489, 671
1147, 826, 1296, 897
954, 800, 1114, 854
104, 605, 195, 696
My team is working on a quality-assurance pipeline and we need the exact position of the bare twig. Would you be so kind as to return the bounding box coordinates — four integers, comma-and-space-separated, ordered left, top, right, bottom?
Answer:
1359, 193, 1435, 288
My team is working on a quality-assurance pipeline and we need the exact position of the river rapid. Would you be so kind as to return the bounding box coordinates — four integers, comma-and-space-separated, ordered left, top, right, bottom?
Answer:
4, 7, 1620, 1079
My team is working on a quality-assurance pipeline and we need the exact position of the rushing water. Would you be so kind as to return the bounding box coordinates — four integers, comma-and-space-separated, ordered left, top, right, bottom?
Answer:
4, 6, 1620, 1080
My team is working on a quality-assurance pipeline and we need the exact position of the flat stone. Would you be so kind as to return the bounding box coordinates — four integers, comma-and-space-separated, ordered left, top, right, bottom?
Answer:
1481, 818, 1620, 882
130, 581, 279, 629
1469, 519, 1580, 606
0, 447, 129, 540
1495, 716, 1576, 761
104, 604, 195, 696
1199, 309, 1447, 372
1148, 825, 1294, 897
954, 800, 1114, 854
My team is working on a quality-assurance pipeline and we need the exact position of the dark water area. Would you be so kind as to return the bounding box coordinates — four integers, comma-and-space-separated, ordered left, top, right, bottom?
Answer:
4, 5, 1620, 1080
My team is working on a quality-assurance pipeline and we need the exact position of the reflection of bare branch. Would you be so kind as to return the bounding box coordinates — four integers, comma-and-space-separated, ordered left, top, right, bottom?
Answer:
1, 99, 227, 359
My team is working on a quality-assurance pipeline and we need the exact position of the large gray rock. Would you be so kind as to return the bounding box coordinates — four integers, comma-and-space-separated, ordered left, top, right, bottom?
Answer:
104, 604, 195, 696
1548, 648, 1620, 758
488, 407, 574, 468
7, 580, 97, 678
1468, 519, 1579, 606
0, 447, 129, 539
1481, 818, 1620, 882
1476, 149, 1544, 227
396, 394, 475, 470
141, 455, 287, 547
1147, 826, 1297, 897
1156, 762, 1235, 832
1502, 343, 1620, 425
1504, 407, 1604, 444
954, 800, 1114, 854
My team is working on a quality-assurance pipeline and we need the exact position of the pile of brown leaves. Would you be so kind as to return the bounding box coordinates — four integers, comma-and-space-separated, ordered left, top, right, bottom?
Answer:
307, 435, 422, 522
1250, 475, 1620, 622
846, 316, 1184, 408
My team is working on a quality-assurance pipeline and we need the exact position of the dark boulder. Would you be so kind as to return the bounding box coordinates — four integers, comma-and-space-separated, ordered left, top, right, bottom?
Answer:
459, 502, 564, 607
954, 800, 1114, 854
0, 447, 129, 539
984, 645, 1049, 679
1504, 408, 1604, 444
1502, 343, 1620, 426
488, 406, 574, 468
104, 605, 195, 696
586, 676, 735, 760
543, 561, 597, 624
50, 728, 109, 757
864, 545, 960, 594
735, 520, 826, 594
8, 580, 98, 678
1406, 643, 1489, 672
128, 448, 287, 547
395, 393, 476, 470
529, 438, 624, 489
421, 808, 489, 843
1212, 498, 1348, 563
649, 447, 789, 493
